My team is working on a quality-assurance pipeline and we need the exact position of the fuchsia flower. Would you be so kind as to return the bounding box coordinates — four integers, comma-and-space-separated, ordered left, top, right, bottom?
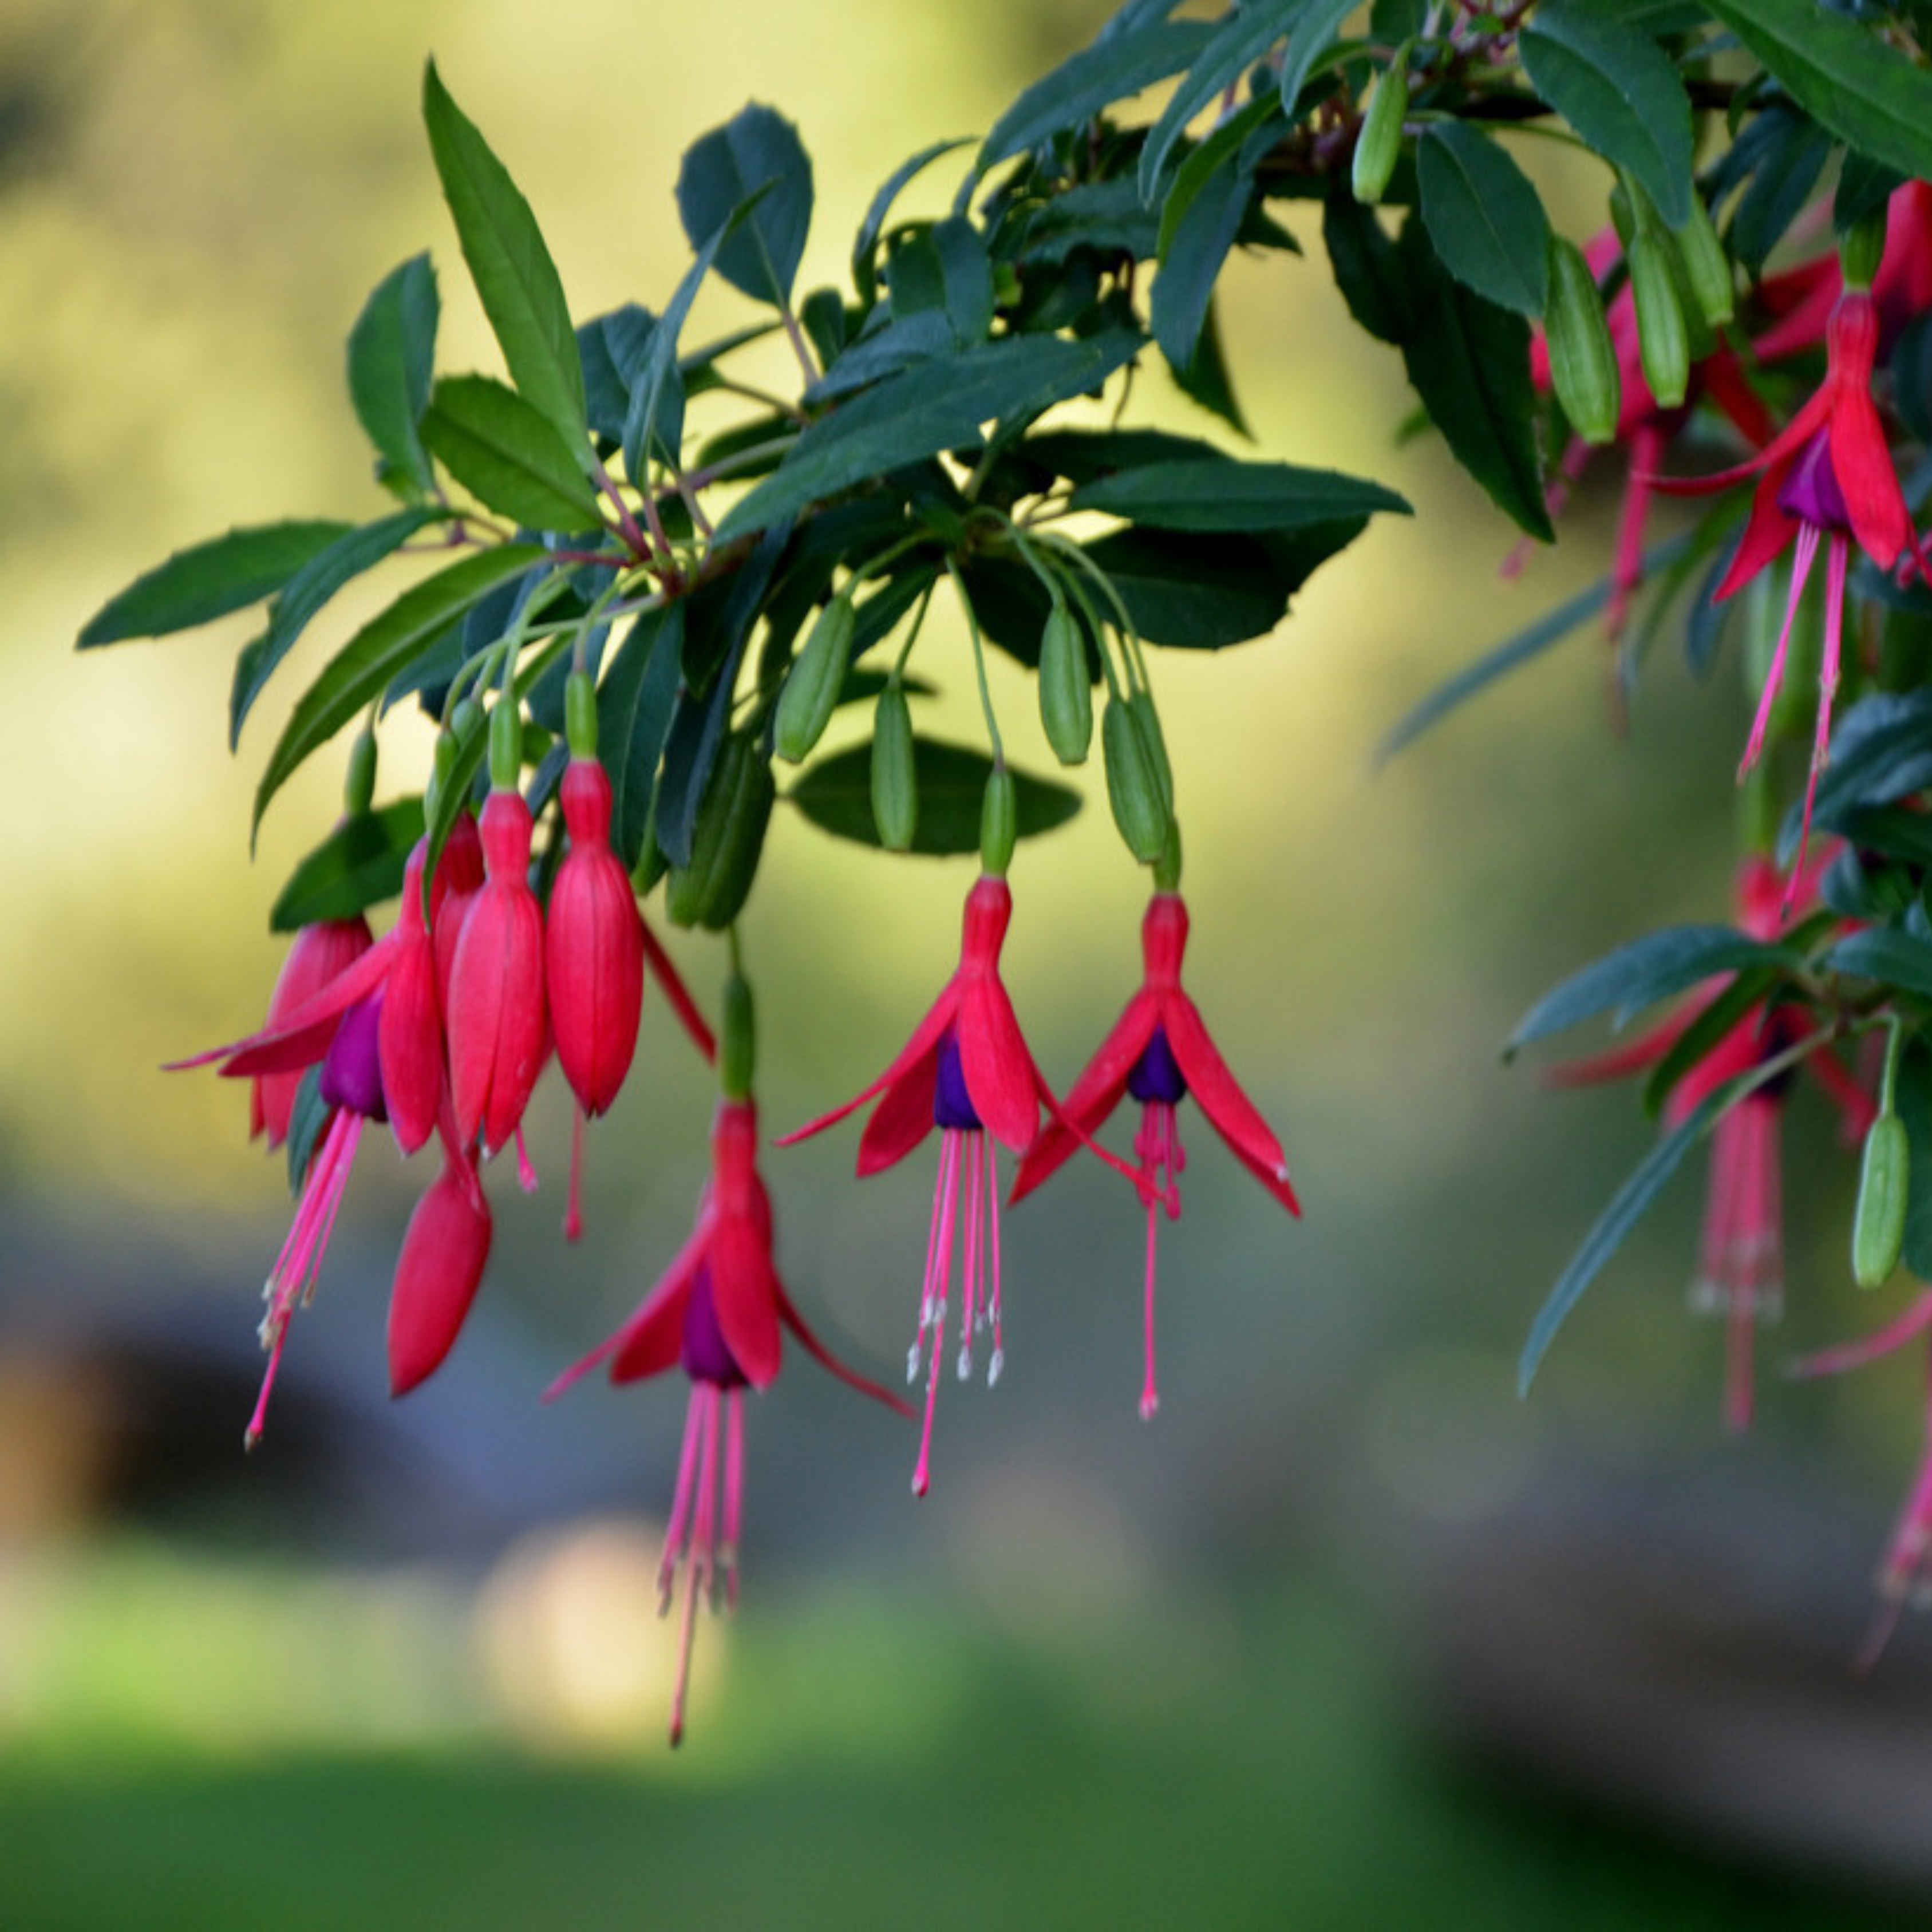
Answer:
547, 1097, 904, 1744
1010, 892, 1299, 1418
1553, 856, 1872, 1429
447, 786, 548, 1157
1657, 289, 1932, 875
250, 915, 372, 1148
388, 1113, 493, 1396
781, 874, 1086, 1496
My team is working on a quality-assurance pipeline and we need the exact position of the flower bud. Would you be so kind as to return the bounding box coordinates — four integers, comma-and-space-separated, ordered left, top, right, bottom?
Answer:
871, 682, 918, 852
488, 692, 523, 791
775, 596, 854, 765
1037, 600, 1092, 765
344, 726, 378, 819
388, 1155, 492, 1397
564, 667, 598, 759
721, 973, 755, 1102
1676, 194, 1735, 329
1103, 698, 1170, 864
1841, 206, 1887, 294
1854, 1111, 1910, 1290
665, 731, 776, 930
1543, 235, 1621, 447
1351, 49, 1408, 207
1627, 227, 1689, 409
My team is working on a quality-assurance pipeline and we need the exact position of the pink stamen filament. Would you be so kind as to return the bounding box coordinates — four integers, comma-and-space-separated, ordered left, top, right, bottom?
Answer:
564, 1105, 587, 1243
659, 1393, 706, 1608
984, 1132, 1004, 1384
1132, 1103, 1187, 1421
513, 1124, 539, 1194
667, 1382, 722, 1748
1789, 532, 1850, 902
912, 1131, 963, 1498
958, 1131, 982, 1381
1741, 521, 1820, 775
722, 1388, 744, 1613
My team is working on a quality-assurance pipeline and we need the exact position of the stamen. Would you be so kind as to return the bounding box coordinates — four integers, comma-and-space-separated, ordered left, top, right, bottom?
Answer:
958, 1131, 983, 1381
669, 1386, 721, 1749
912, 1129, 963, 1497
1740, 522, 1820, 775
984, 1131, 1003, 1380
1789, 532, 1849, 902
514, 1124, 539, 1195
659, 1394, 706, 1610
564, 1105, 586, 1243
722, 1388, 744, 1613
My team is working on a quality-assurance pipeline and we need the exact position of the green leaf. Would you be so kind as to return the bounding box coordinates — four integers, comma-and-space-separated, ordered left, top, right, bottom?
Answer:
1518, 2, 1694, 228
1894, 1040, 1932, 1279
1020, 427, 1227, 484
856, 138, 975, 304
1396, 216, 1551, 541
253, 544, 547, 837
675, 104, 813, 308
422, 374, 607, 531
1141, 0, 1302, 195
791, 736, 1078, 855
1070, 457, 1407, 531
1152, 145, 1253, 381
979, 21, 1211, 174
596, 605, 683, 870
230, 508, 440, 748
1416, 124, 1550, 317
1275, 0, 1358, 116
1723, 108, 1832, 279
1507, 924, 1804, 1056
421, 60, 587, 451
1825, 927, 1932, 1004
1780, 690, 1932, 858
714, 330, 1144, 542
1702, 0, 1932, 181
78, 521, 354, 649
268, 800, 424, 932
1519, 1092, 1724, 1397
1085, 527, 1310, 649
1640, 966, 1782, 1120
346, 254, 438, 496
1322, 189, 1412, 347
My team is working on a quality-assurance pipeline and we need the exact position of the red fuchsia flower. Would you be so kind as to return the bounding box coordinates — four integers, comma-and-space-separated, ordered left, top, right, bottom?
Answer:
1655, 287, 1932, 879
780, 873, 1095, 1497
1010, 892, 1299, 1420
1792, 1290, 1932, 1662
546, 1097, 904, 1744
432, 808, 485, 1010
387, 1109, 493, 1397
250, 915, 372, 1148
447, 786, 548, 1159
1552, 855, 1873, 1430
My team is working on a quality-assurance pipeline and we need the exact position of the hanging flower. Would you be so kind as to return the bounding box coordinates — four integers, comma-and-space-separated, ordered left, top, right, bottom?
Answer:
388, 1110, 493, 1397
1010, 892, 1298, 1418
547, 1097, 903, 1744
250, 915, 372, 1148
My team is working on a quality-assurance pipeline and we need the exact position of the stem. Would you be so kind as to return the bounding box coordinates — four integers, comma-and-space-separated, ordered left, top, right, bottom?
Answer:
945, 560, 1004, 768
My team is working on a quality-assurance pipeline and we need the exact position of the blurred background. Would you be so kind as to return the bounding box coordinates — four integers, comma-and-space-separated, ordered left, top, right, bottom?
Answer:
6, 1, 1932, 1924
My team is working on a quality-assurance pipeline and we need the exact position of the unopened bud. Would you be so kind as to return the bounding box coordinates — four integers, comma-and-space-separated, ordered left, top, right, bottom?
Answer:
1037, 601, 1092, 765
775, 595, 854, 764
1543, 235, 1621, 447
665, 732, 775, 930
1854, 1111, 1910, 1289
721, 973, 755, 1101
487, 692, 523, 791
345, 725, 378, 818
1352, 49, 1409, 207
1676, 194, 1735, 329
1628, 228, 1689, 409
564, 667, 598, 759
1842, 207, 1887, 293
1103, 698, 1170, 864
871, 683, 917, 851
980, 766, 1017, 876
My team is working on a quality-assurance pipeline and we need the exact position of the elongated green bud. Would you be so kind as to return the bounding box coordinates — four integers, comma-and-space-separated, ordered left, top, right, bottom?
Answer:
1037, 602, 1092, 765
1854, 1111, 1910, 1289
1676, 195, 1734, 329
665, 732, 776, 930
564, 667, 598, 759
1842, 207, 1887, 293
981, 765, 1017, 877
721, 973, 756, 1101
1130, 690, 1174, 812
345, 725, 378, 818
775, 596, 854, 765
488, 693, 523, 791
1627, 228, 1689, 410
871, 682, 917, 851
1103, 698, 1170, 864
1352, 48, 1409, 207
1543, 235, 1621, 447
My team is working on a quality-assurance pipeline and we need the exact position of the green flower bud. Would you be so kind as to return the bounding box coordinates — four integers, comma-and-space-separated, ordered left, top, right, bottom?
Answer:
665, 732, 776, 930
774, 595, 854, 765
1352, 49, 1409, 207
980, 765, 1017, 877
564, 667, 598, 760
1543, 235, 1621, 447
1103, 698, 1170, 864
1628, 228, 1689, 410
344, 725, 378, 819
1854, 1111, 1910, 1290
1037, 601, 1092, 765
488, 692, 523, 791
1841, 206, 1887, 294
721, 973, 756, 1102
871, 682, 917, 852
1676, 194, 1735, 329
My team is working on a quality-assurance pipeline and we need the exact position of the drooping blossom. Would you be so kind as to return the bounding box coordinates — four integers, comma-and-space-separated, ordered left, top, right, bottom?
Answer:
1011, 892, 1299, 1419
1552, 855, 1872, 1429
547, 1097, 904, 1744
781, 874, 1103, 1496
250, 915, 372, 1147
388, 1110, 493, 1396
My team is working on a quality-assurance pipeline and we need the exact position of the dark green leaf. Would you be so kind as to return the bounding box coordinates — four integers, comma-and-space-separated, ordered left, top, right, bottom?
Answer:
979, 21, 1212, 173
1141, 0, 1302, 194
1782, 690, 1932, 856
285, 1069, 330, 1197
1085, 527, 1300, 649
1724, 108, 1832, 278
1416, 124, 1550, 317
1895, 1039, 1932, 1279
1070, 457, 1407, 531
1837, 804, 1932, 871
1508, 924, 1803, 1055
1275, 0, 1358, 116
1703, 0, 1932, 181
1518, 2, 1694, 227
346, 254, 438, 496
596, 605, 683, 870
675, 104, 813, 307
1641, 966, 1782, 1119
254, 544, 546, 837
1169, 298, 1249, 436
1396, 217, 1551, 541
78, 521, 354, 649
1835, 150, 1903, 234
422, 61, 587, 450
714, 330, 1144, 542
230, 508, 440, 748
1152, 148, 1251, 381
422, 374, 606, 531
811, 311, 956, 403
1322, 189, 1412, 346
269, 800, 423, 932
1020, 427, 1226, 484
791, 736, 1078, 854
1519, 1092, 1724, 1396
856, 138, 974, 303
1825, 926, 1932, 1003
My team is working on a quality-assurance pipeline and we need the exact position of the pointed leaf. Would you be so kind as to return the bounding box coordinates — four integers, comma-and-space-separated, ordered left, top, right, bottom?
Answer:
1894, 1040, 1932, 1280
1824, 927, 1932, 1004
1779, 690, 1932, 857
1275, 0, 1358, 115
269, 800, 424, 932
254, 544, 546, 836
78, 521, 353, 648
1417, 124, 1550, 317
1140, 0, 1303, 195
858, 137, 975, 303
421, 374, 607, 530
1152, 144, 1252, 380
791, 737, 1078, 855
675, 104, 813, 307
596, 605, 684, 871
346, 253, 439, 496
422, 60, 587, 449
1070, 457, 1407, 531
